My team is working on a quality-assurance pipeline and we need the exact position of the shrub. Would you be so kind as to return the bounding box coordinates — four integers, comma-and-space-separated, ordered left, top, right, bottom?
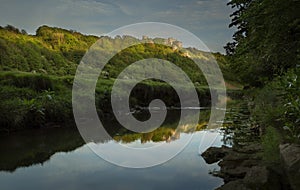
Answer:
261, 127, 281, 164
0, 72, 53, 91
253, 67, 300, 143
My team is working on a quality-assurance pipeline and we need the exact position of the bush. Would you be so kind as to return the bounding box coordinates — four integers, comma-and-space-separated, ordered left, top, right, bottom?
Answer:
261, 127, 281, 164
0, 72, 53, 91
0, 72, 73, 132
253, 67, 300, 143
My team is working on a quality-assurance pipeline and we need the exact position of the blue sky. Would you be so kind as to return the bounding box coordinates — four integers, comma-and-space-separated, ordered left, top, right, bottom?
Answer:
0, 0, 234, 52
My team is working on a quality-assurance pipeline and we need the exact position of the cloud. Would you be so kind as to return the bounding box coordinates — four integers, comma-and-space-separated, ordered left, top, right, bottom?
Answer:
0, 0, 234, 52
56, 0, 117, 16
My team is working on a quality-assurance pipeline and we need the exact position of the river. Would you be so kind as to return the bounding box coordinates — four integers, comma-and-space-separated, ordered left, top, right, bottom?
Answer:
0, 109, 230, 190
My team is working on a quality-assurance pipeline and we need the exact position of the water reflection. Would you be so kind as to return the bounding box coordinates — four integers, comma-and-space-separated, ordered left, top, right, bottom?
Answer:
0, 127, 84, 172
0, 132, 224, 190
0, 110, 211, 171
0, 109, 225, 189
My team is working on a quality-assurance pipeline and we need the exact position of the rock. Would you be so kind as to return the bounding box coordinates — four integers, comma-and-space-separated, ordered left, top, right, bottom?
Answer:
217, 165, 282, 189
240, 159, 261, 168
221, 152, 251, 161
280, 144, 300, 171
203, 143, 264, 183
217, 152, 263, 182
220, 166, 249, 182
233, 143, 262, 154
244, 166, 281, 190
280, 143, 300, 190
218, 159, 259, 170
244, 166, 268, 185
201, 146, 230, 164
216, 180, 251, 190
208, 142, 298, 189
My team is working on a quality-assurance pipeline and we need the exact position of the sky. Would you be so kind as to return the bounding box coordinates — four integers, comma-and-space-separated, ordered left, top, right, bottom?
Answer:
0, 0, 234, 53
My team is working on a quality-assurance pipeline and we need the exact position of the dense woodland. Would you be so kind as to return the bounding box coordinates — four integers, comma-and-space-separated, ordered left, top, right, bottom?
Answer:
224, 0, 299, 144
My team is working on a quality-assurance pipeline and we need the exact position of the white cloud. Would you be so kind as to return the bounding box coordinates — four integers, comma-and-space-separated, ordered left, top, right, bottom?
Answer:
56, 0, 117, 16
0, 0, 234, 52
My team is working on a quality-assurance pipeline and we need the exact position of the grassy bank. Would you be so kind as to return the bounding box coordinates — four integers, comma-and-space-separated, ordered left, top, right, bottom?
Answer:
251, 67, 299, 143
238, 67, 300, 168
0, 25, 241, 133
0, 71, 73, 132
0, 71, 216, 133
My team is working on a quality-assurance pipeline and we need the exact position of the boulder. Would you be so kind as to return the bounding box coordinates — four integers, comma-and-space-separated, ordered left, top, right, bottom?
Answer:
245, 166, 282, 190
233, 143, 262, 154
216, 180, 251, 190
219, 166, 249, 182
244, 166, 268, 187
280, 143, 300, 190
201, 146, 230, 164
217, 165, 282, 190
221, 152, 252, 161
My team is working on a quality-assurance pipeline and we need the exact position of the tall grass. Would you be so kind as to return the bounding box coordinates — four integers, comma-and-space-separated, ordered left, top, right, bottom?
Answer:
0, 71, 214, 132
0, 72, 73, 132
0, 72, 53, 91
261, 127, 281, 165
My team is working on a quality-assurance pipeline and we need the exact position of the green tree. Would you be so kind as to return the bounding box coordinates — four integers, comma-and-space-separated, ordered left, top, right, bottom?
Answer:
225, 0, 300, 86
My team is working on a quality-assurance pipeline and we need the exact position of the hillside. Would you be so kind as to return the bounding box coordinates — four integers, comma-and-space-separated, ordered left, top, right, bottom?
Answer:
0, 25, 239, 132
0, 25, 235, 84
0, 25, 98, 75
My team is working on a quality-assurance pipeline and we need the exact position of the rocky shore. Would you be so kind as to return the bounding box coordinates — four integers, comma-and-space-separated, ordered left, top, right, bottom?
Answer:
201, 143, 300, 190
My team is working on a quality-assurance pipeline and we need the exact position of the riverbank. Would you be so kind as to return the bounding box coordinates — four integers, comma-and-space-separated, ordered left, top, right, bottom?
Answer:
202, 142, 300, 189
201, 97, 300, 190
0, 71, 224, 133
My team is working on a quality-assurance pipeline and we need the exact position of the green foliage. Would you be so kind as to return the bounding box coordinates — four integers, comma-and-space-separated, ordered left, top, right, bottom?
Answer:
252, 84, 284, 128
0, 25, 233, 83
0, 72, 73, 132
253, 67, 300, 143
36, 25, 98, 64
0, 72, 54, 91
0, 24, 235, 131
100, 42, 210, 84
226, 0, 300, 86
0, 96, 45, 129
0, 25, 98, 75
280, 68, 300, 142
261, 127, 281, 164
226, 0, 299, 145
41, 90, 73, 122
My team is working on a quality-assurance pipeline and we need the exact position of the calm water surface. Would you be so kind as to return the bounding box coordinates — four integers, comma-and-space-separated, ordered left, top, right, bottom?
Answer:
0, 110, 225, 190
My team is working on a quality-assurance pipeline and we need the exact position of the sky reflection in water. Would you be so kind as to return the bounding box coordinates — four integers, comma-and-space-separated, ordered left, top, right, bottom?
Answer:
0, 129, 224, 190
